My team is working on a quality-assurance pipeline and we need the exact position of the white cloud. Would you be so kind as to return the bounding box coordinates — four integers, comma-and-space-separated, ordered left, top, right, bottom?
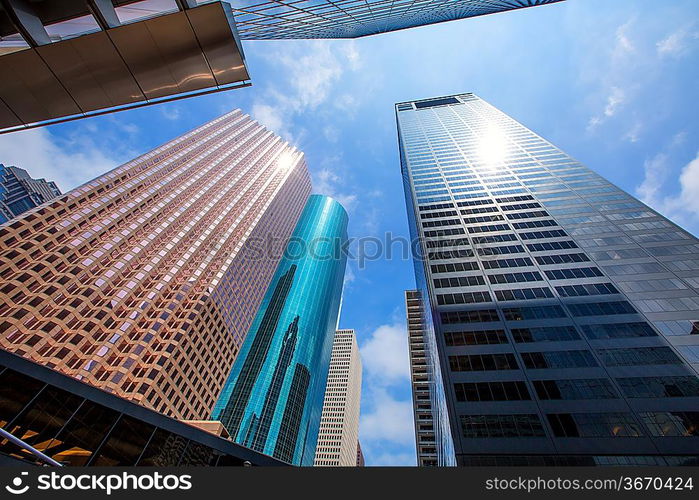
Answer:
624, 121, 642, 143
657, 26, 697, 58
675, 152, 699, 216
247, 40, 362, 143
360, 322, 410, 385
614, 19, 636, 56
636, 150, 699, 233
322, 124, 340, 143
251, 103, 287, 138
636, 152, 669, 206
588, 86, 626, 130
161, 106, 181, 121
334, 94, 358, 115
313, 158, 357, 212
360, 387, 414, 447
0, 128, 120, 192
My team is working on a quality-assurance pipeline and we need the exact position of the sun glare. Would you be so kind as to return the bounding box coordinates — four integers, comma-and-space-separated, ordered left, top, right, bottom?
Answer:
477, 125, 507, 167
277, 151, 296, 171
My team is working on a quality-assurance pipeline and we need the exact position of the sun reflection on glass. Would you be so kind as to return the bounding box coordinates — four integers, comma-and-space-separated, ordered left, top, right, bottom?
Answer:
277, 151, 296, 171
477, 125, 507, 167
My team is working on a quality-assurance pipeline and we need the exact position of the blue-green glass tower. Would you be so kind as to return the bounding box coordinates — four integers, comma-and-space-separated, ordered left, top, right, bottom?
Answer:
212, 194, 348, 465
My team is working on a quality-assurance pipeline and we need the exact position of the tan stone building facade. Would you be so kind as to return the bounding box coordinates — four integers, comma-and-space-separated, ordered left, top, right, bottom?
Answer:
314, 329, 362, 466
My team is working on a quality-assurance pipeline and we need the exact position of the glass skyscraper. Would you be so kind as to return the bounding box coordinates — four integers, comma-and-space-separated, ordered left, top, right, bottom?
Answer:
398, 93, 699, 466
0, 109, 311, 421
212, 194, 348, 465
229, 0, 563, 39
0, 164, 61, 224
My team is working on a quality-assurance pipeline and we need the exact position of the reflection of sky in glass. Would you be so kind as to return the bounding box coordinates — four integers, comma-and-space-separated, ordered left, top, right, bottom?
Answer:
115, 0, 179, 24
45, 14, 101, 40
225, 0, 563, 39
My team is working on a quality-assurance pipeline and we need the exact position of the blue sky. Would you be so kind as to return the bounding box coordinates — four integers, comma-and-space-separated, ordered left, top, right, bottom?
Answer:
0, 0, 697, 466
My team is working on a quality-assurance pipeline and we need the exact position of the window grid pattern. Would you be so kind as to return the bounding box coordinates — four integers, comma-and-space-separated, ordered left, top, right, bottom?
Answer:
398, 92, 699, 464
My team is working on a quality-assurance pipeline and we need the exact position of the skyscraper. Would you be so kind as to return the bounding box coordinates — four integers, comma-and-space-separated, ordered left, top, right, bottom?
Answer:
212, 194, 348, 466
0, 164, 61, 223
0, 109, 311, 421
230, 0, 564, 40
397, 93, 699, 466
314, 329, 362, 467
406, 289, 450, 466
356, 442, 365, 466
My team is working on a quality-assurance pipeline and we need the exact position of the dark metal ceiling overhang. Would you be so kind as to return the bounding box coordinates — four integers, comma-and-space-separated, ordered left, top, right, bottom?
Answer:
0, 1, 250, 133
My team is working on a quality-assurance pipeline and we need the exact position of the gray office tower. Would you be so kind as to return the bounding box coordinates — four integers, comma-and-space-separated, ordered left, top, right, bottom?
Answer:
397, 93, 699, 466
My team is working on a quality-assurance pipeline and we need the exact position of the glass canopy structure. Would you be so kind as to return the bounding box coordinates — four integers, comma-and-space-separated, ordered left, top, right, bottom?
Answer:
228, 0, 564, 39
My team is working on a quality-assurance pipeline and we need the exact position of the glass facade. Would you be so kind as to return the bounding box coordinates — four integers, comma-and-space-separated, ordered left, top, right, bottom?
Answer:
212, 194, 348, 465
227, 0, 563, 39
0, 164, 61, 224
397, 93, 699, 466
0, 109, 311, 421
0, 349, 283, 467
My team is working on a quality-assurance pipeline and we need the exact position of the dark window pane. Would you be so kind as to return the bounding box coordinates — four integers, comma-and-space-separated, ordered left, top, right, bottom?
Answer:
91, 415, 155, 465
136, 429, 188, 466
179, 440, 217, 465
0, 369, 45, 427
1, 385, 83, 462
47, 400, 119, 466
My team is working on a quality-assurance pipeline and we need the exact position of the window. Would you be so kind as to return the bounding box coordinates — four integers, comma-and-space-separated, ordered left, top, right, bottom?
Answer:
597, 347, 682, 366
468, 224, 511, 234
503, 305, 567, 321
472, 234, 517, 244
566, 301, 636, 317
641, 412, 699, 437
477, 245, 524, 256
556, 283, 618, 297
505, 210, 549, 220
434, 276, 485, 288
461, 414, 545, 438
535, 253, 589, 265
580, 322, 656, 339
482, 257, 533, 270
544, 267, 603, 280
488, 272, 542, 284
437, 291, 491, 305
521, 350, 598, 369
49, 401, 120, 466
547, 413, 642, 437
519, 229, 568, 240
91, 415, 155, 466
511, 326, 579, 343
512, 219, 558, 229
441, 309, 499, 324
429, 249, 474, 260
449, 353, 519, 371
653, 320, 699, 337
533, 379, 617, 400
617, 376, 699, 398
527, 241, 578, 251
678, 345, 699, 363
431, 262, 480, 273
495, 287, 554, 301
455, 381, 531, 402
445, 329, 508, 346
426, 237, 470, 248
415, 97, 460, 108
